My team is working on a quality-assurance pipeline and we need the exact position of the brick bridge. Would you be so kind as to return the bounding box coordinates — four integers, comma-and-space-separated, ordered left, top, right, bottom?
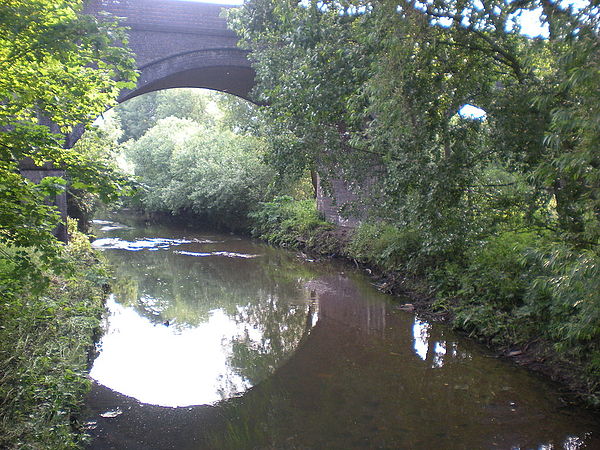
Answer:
83, 0, 254, 102
23, 0, 357, 238
83, 0, 357, 227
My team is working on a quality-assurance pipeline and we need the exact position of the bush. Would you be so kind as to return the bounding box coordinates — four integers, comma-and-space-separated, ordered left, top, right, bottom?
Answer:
347, 222, 423, 274
249, 196, 331, 246
459, 232, 541, 308
452, 231, 600, 394
525, 245, 600, 376
125, 117, 274, 229
452, 231, 545, 344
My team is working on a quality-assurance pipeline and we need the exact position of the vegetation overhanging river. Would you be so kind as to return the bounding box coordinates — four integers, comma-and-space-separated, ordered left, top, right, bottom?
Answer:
83, 217, 600, 449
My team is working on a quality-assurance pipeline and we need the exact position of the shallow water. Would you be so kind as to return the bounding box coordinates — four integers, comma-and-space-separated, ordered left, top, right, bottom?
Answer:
85, 218, 600, 449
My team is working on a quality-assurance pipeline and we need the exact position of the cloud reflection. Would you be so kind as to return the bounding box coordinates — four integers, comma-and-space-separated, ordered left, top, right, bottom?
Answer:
91, 296, 250, 407
412, 317, 469, 368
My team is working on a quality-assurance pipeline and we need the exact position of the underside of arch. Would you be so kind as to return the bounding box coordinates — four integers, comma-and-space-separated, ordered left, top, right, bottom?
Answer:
119, 49, 256, 103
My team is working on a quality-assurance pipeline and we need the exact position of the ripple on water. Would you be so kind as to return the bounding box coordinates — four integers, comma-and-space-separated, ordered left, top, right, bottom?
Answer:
174, 250, 260, 258
91, 237, 193, 251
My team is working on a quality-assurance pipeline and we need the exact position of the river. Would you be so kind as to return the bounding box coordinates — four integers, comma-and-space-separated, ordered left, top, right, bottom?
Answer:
83, 218, 600, 449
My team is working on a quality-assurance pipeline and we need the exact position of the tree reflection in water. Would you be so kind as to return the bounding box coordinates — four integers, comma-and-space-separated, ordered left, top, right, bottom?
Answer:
93, 222, 323, 404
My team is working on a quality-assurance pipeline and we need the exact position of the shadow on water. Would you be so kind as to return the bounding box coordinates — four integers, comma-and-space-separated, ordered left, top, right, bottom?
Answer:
84, 218, 600, 449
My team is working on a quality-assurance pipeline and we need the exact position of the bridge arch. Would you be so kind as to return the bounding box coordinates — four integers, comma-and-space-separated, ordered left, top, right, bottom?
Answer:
121, 48, 255, 102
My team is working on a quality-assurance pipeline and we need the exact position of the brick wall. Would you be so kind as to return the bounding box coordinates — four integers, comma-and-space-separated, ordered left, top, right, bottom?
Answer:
85, 0, 233, 33
84, 0, 239, 67
316, 174, 363, 228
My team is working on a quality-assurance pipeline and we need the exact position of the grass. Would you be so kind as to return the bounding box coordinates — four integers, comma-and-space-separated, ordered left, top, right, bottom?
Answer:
0, 222, 108, 449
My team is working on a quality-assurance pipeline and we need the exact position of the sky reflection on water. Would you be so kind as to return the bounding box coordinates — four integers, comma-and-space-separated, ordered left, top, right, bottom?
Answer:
91, 296, 253, 407
90, 222, 317, 407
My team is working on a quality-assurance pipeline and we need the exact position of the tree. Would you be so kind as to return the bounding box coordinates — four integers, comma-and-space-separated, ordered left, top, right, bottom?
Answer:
124, 114, 274, 228
115, 89, 214, 142
0, 0, 137, 266
125, 116, 199, 212
228, 0, 600, 250
226, 0, 376, 184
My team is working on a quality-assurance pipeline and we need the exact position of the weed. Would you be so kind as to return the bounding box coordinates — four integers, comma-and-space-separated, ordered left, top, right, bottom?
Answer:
0, 220, 107, 448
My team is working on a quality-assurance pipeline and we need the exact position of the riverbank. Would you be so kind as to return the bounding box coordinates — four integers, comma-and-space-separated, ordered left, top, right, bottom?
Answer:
0, 223, 108, 448
249, 197, 600, 410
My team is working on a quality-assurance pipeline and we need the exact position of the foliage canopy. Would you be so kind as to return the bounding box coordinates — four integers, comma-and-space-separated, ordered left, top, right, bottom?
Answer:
0, 0, 137, 267
228, 0, 600, 396
101, 89, 275, 229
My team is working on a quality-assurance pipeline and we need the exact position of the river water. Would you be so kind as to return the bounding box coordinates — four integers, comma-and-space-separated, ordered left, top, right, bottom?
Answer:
84, 218, 600, 449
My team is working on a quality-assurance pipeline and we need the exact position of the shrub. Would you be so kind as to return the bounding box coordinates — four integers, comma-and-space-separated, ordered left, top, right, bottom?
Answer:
452, 231, 544, 344
525, 244, 600, 376
249, 196, 331, 246
347, 222, 423, 273
453, 230, 600, 390
125, 117, 274, 229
